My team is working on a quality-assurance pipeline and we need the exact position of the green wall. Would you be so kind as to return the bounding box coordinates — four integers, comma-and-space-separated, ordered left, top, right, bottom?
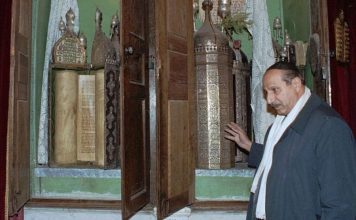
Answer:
196, 176, 252, 200
282, 0, 310, 42
77, 0, 120, 62
282, 0, 313, 88
35, 177, 121, 199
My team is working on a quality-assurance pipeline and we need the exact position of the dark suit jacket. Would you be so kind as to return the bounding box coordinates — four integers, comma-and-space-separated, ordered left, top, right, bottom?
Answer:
246, 93, 356, 220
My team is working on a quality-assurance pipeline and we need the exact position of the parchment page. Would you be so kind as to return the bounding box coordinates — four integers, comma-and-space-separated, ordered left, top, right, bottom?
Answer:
54, 70, 78, 165
77, 75, 96, 162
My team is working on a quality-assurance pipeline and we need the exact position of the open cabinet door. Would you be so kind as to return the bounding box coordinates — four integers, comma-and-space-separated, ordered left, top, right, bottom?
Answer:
121, 0, 150, 219
155, 0, 196, 219
310, 0, 331, 103
7, 0, 31, 216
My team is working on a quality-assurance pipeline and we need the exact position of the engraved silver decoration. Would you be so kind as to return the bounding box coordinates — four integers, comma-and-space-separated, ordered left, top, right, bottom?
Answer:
194, 0, 234, 169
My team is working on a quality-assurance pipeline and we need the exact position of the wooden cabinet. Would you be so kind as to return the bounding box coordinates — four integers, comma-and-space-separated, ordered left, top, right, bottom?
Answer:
7, 0, 195, 219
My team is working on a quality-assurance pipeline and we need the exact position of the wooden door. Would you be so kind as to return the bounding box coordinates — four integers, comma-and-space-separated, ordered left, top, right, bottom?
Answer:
120, 0, 150, 219
7, 0, 32, 216
310, 0, 331, 103
155, 0, 196, 219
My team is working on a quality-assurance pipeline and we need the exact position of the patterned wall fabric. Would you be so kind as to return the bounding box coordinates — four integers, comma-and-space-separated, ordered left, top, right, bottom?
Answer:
246, 0, 275, 143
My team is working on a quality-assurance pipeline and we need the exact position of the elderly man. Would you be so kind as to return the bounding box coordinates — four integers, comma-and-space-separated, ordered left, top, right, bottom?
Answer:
225, 61, 356, 220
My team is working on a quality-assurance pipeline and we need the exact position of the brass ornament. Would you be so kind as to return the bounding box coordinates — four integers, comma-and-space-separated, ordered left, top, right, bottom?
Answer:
52, 8, 86, 66
110, 13, 121, 64
91, 8, 115, 67
334, 10, 350, 63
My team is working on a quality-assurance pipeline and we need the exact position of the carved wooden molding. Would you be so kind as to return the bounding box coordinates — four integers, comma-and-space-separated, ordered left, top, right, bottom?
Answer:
26, 199, 121, 209
192, 200, 249, 211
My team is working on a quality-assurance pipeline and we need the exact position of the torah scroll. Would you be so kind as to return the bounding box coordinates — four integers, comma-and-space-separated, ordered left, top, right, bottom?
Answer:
54, 70, 78, 165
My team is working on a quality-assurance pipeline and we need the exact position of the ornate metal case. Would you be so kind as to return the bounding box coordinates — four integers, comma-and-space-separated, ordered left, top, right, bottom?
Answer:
194, 0, 234, 169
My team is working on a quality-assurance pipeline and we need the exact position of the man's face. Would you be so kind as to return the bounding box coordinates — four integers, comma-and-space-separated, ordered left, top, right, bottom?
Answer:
263, 69, 303, 115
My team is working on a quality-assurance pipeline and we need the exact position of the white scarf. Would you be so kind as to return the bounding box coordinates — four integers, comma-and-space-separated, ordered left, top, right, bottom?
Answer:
251, 87, 311, 219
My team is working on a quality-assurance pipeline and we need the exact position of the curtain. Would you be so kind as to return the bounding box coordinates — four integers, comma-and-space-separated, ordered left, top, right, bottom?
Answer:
328, 0, 356, 135
37, 0, 79, 164
246, 0, 275, 143
348, 3, 356, 135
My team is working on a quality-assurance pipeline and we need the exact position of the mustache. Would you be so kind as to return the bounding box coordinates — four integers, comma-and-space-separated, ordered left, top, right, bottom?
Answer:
270, 103, 281, 108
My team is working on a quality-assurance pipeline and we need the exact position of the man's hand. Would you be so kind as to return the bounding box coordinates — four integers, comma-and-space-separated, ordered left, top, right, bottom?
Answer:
224, 122, 252, 152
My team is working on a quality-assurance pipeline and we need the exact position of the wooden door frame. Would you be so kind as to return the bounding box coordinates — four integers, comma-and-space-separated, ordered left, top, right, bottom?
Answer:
310, 0, 332, 104
7, 0, 32, 216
